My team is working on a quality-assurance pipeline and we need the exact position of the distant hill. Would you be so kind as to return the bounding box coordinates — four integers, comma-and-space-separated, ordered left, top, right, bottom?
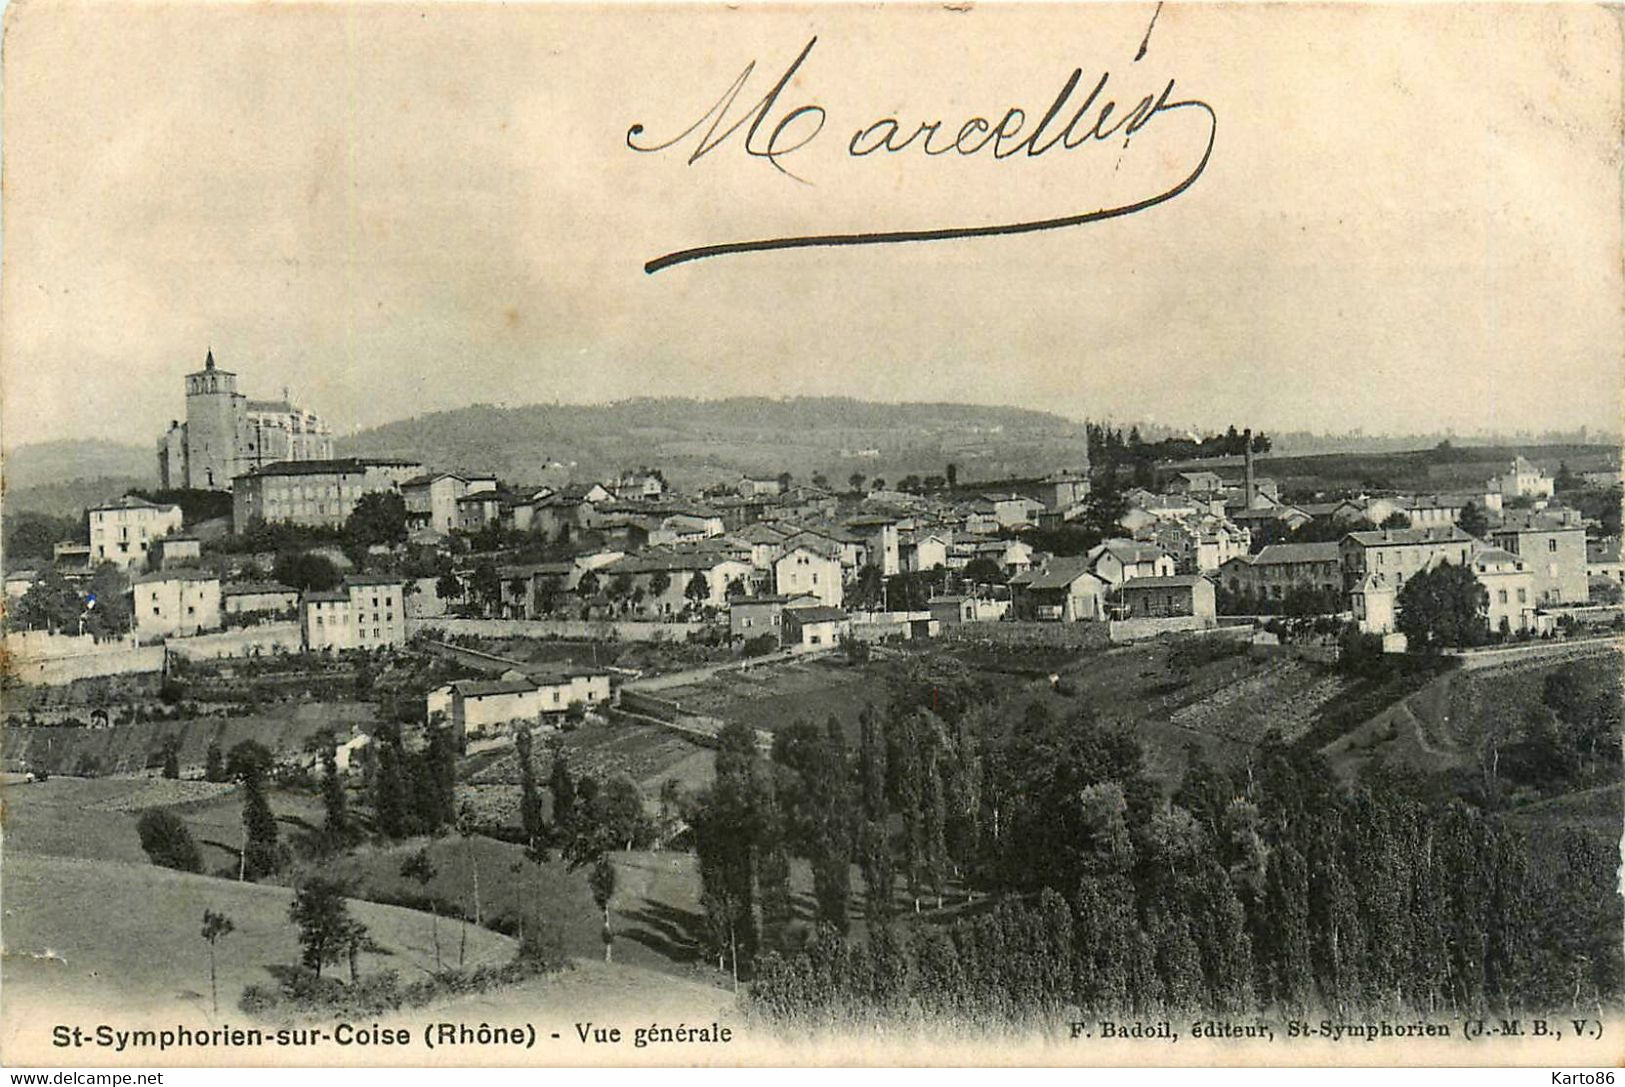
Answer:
2, 439, 153, 491
338, 397, 1094, 488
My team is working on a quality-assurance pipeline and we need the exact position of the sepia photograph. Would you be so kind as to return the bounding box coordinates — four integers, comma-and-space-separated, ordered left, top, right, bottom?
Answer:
0, 0, 1620, 1071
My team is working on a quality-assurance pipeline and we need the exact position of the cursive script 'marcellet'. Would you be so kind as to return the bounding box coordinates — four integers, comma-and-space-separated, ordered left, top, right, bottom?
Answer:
625, 35, 1216, 274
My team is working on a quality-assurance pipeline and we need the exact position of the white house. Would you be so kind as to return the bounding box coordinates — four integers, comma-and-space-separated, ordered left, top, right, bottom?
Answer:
1489, 456, 1555, 500
301, 575, 409, 651
89, 496, 184, 570
774, 545, 844, 607
132, 569, 222, 640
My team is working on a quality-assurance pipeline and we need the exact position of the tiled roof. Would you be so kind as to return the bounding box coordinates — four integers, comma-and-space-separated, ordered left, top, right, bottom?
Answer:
786, 606, 848, 624
89, 495, 176, 512
1012, 557, 1098, 590
1248, 542, 1341, 565
132, 569, 219, 585
1117, 574, 1210, 590
344, 574, 408, 587
1345, 526, 1473, 547
223, 581, 298, 596
240, 458, 420, 477
453, 679, 537, 698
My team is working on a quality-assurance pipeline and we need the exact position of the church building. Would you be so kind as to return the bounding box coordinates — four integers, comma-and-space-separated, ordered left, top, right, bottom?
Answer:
156, 350, 333, 490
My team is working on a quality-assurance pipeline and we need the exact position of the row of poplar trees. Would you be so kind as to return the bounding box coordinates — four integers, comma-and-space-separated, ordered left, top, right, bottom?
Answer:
686, 659, 1620, 1020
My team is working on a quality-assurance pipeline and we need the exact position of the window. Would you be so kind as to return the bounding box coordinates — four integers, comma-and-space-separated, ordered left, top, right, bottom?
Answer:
1516, 588, 1527, 603
1497, 589, 1507, 604
1548, 539, 1558, 552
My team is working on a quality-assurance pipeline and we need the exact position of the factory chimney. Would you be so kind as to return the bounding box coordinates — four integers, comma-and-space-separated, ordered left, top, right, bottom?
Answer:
1243, 428, 1257, 510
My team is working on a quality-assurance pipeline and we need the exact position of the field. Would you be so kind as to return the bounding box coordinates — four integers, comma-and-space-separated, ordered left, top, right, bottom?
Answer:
0, 773, 737, 1041
1219, 442, 1617, 498
0, 851, 516, 1018
1321, 645, 1624, 786
652, 658, 894, 741
3, 703, 377, 779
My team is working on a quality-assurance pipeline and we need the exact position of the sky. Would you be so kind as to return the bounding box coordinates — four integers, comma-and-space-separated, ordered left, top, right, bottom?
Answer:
2, 2, 1620, 450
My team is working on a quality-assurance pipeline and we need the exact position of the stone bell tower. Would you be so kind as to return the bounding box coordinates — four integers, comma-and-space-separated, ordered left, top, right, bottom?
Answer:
183, 349, 247, 490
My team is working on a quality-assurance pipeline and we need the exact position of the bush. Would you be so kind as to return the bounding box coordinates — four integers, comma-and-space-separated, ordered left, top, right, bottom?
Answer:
136, 809, 204, 873
1166, 634, 1248, 673
742, 634, 779, 658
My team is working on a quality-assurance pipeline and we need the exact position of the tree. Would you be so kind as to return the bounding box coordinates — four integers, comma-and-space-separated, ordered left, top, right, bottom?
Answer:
13, 568, 82, 632
200, 909, 235, 1013
946, 463, 959, 489
684, 571, 711, 610
1554, 461, 1578, 492
576, 569, 601, 600
271, 551, 340, 593
647, 570, 672, 602
590, 854, 618, 963
227, 741, 281, 879
1082, 472, 1129, 539
436, 572, 464, 604
516, 727, 546, 852
204, 741, 225, 783
319, 736, 350, 844
848, 473, 866, 494
401, 849, 443, 971
372, 727, 410, 839
1458, 501, 1490, 539
549, 746, 577, 839
470, 559, 503, 615
962, 557, 1007, 587
1396, 562, 1487, 652
3, 511, 80, 563
160, 735, 182, 779
136, 809, 203, 872
288, 876, 356, 978
83, 563, 132, 637
345, 491, 408, 550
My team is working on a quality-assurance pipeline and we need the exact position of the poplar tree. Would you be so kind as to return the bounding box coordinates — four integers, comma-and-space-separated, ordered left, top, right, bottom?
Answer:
515, 727, 545, 852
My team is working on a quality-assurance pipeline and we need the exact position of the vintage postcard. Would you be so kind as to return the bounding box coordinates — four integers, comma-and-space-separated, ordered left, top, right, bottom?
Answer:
1, 0, 1620, 1070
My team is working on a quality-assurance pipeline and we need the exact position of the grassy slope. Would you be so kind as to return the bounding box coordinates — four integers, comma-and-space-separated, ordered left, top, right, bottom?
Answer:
3, 704, 376, 779
0, 852, 516, 1017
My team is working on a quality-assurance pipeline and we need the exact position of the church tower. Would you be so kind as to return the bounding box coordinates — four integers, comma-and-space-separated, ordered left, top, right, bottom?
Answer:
183, 350, 247, 490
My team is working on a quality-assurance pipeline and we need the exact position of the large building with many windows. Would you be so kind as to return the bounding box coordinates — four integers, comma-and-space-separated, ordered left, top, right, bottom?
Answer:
157, 351, 334, 490
300, 575, 409, 652
232, 458, 423, 533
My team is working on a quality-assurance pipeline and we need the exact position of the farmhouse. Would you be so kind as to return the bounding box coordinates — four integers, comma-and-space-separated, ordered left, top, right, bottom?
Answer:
1088, 540, 1177, 586
1168, 470, 1224, 495
781, 605, 851, 648
222, 581, 300, 618
1470, 547, 1536, 634
428, 679, 550, 739
773, 545, 844, 607
133, 569, 223, 640
1109, 574, 1217, 623
1488, 456, 1554, 500
402, 472, 479, 538
729, 593, 817, 641
1009, 557, 1108, 622
1489, 510, 1588, 606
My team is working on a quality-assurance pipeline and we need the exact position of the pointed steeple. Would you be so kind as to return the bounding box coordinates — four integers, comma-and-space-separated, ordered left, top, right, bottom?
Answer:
204, 348, 216, 371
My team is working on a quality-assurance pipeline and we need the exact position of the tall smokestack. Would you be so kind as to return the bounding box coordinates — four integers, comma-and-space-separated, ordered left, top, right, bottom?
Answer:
1243, 428, 1256, 509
